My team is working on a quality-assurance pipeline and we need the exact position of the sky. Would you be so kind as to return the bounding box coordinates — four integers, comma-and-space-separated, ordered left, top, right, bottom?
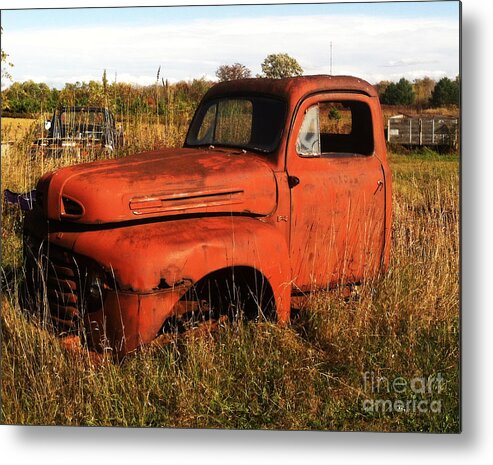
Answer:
0, 1, 460, 88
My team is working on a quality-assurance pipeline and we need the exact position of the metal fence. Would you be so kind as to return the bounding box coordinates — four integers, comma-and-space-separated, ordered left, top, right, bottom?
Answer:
387, 116, 459, 148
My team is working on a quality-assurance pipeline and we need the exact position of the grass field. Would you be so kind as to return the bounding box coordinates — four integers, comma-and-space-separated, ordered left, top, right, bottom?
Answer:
1, 117, 38, 142
0, 115, 459, 431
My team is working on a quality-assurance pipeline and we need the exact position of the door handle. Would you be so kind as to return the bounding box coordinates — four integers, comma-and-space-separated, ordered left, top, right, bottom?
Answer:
374, 179, 384, 194
288, 175, 300, 188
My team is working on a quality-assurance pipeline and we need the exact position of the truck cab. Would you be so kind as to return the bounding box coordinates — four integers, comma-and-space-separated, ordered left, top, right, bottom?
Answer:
23, 75, 391, 357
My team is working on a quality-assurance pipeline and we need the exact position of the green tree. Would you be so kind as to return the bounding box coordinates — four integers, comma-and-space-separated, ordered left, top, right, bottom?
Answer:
59, 82, 82, 107
48, 88, 60, 111
413, 77, 436, 107
87, 80, 104, 106
455, 75, 461, 105
58, 81, 104, 107
1, 27, 13, 82
381, 78, 415, 105
374, 80, 392, 98
430, 76, 459, 107
3, 82, 25, 112
216, 63, 252, 81
3, 80, 54, 113
1, 27, 14, 110
260, 53, 303, 79
110, 82, 135, 114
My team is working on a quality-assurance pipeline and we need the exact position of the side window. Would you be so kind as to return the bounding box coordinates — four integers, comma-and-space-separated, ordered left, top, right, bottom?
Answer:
319, 102, 352, 135
296, 105, 320, 156
296, 100, 374, 157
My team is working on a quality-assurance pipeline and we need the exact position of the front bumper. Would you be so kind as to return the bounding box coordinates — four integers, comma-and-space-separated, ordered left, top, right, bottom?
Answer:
23, 228, 191, 358
83, 284, 191, 358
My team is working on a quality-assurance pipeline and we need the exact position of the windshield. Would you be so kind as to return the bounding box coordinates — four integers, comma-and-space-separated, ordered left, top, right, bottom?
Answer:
186, 96, 286, 153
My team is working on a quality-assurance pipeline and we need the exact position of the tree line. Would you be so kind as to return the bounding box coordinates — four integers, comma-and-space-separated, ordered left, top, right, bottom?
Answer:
1, 53, 304, 117
1, 51, 459, 117
375, 75, 460, 108
1, 78, 213, 117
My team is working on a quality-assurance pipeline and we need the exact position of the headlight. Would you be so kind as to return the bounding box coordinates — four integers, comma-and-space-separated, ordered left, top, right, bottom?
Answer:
82, 267, 111, 313
88, 274, 103, 300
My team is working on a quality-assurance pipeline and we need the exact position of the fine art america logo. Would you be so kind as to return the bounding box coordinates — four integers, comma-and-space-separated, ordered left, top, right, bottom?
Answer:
361, 371, 444, 414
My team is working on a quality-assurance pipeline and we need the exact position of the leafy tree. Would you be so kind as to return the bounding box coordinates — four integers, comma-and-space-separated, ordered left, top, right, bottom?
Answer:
87, 80, 105, 106
48, 88, 60, 111
1, 27, 13, 83
110, 82, 135, 114
3, 82, 24, 112
380, 78, 415, 105
3, 81, 55, 113
2, 76, 215, 118
58, 81, 105, 107
0, 49, 12, 80
374, 80, 392, 98
455, 74, 461, 105
260, 53, 303, 79
59, 82, 82, 107
430, 76, 459, 107
216, 63, 252, 81
328, 108, 341, 121
1, 27, 14, 110
413, 77, 436, 107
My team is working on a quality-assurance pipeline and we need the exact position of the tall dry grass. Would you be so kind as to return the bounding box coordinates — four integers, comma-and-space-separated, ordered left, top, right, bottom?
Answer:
1, 116, 459, 431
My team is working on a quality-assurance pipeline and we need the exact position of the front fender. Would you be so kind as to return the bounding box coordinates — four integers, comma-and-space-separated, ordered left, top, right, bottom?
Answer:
73, 216, 292, 321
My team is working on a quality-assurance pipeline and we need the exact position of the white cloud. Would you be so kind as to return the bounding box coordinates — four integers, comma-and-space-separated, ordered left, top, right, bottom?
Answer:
2, 12, 459, 87
384, 58, 440, 67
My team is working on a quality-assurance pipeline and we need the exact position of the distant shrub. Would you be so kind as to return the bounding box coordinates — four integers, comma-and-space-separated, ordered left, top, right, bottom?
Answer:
380, 78, 415, 106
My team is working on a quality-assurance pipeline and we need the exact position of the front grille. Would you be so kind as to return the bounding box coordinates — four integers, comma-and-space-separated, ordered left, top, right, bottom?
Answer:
24, 237, 105, 333
36, 191, 44, 210
44, 246, 81, 328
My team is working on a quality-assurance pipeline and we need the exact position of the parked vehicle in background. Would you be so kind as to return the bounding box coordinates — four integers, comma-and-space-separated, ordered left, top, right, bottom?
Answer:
23, 75, 392, 358
30, 106, 123, 158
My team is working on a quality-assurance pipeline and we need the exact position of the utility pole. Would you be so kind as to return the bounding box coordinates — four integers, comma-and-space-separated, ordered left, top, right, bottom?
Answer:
330, 41, 333, 75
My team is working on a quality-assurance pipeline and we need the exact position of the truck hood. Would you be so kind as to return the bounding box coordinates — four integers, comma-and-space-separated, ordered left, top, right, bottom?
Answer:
36, 147, 278, 224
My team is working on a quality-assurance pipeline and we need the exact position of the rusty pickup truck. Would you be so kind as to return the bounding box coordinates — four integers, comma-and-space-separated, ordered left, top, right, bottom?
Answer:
23, 75, 392, 357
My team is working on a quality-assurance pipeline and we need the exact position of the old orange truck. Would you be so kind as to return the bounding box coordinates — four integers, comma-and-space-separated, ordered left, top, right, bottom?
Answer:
23, 75, 392, 357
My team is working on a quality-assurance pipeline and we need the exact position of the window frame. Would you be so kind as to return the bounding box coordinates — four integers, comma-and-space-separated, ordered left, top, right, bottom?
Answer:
185, 94, 288, 154
295, 97, 375, 159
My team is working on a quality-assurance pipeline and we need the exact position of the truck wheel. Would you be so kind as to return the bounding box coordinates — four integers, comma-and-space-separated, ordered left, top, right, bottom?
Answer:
194, 267, 275, 322
160, 267, 275, 337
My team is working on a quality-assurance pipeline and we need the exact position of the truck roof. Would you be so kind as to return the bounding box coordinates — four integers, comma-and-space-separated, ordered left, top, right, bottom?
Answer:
204, 75, 378, 104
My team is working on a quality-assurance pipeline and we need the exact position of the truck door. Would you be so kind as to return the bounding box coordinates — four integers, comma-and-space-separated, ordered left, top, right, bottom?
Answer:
287, 92, 386, 292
